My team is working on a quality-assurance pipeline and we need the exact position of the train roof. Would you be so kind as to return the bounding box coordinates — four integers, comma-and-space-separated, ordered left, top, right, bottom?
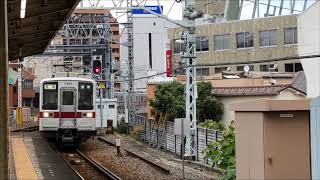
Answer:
40, 77, 95, 84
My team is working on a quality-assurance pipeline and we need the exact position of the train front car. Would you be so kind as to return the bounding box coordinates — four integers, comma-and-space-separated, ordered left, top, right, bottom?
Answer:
39, 77, 96, 146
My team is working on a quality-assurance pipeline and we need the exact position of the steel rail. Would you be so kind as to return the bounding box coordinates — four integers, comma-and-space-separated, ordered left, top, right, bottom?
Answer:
76, 149, 122, 180
10, 125, 39, 132
97, 137, 170, 175
49, 144, 86, 180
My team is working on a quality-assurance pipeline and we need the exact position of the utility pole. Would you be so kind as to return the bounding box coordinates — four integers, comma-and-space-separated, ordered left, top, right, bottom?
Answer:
126, 0, 135, 133
0, 0, 9, 178
103, 15, 112, 99
18, 57, 22, 107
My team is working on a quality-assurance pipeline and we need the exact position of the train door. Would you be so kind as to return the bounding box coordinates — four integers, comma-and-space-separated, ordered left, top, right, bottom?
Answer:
59, 88, 77, 128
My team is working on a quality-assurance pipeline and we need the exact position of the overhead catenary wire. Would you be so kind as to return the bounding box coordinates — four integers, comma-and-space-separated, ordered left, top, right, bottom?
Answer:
109, 53, 320, 83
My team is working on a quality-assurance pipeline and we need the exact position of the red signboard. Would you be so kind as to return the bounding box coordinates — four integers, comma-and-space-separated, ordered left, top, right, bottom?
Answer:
166, 50, 172, 77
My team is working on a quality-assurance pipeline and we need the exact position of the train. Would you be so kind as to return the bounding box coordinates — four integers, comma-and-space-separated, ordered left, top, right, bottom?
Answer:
39, 77, 96, 146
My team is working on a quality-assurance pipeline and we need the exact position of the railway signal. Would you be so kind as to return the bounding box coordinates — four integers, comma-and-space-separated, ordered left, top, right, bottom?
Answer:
93, 59, 102, 74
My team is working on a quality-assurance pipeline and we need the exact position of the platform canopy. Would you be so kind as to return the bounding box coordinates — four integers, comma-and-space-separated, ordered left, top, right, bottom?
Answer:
7, 0, 80, 60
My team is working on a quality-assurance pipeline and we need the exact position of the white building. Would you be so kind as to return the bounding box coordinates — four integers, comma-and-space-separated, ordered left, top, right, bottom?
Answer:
120, 6, 171, 92
298, 1, 320, 97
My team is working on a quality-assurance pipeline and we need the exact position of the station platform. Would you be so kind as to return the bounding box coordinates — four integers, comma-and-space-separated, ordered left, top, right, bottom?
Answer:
10, 132, 81, 180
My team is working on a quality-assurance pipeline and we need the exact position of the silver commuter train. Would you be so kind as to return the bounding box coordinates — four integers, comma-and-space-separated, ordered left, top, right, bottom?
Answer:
39, 77, 96, 145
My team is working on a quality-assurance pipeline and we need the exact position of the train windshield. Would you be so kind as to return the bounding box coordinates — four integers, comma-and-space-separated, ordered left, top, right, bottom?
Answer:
42, 82, 58, 110
78, 82, 93, 110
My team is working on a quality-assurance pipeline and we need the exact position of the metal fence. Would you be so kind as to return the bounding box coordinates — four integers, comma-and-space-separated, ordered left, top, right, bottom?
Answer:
9, 107, 37, 130
134, 114, 223, 165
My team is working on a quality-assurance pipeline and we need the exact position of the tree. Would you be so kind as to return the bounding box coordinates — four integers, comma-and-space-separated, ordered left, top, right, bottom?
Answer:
197, 82, 224, 123
150, 81, 185, 121
150, 81, 223, 123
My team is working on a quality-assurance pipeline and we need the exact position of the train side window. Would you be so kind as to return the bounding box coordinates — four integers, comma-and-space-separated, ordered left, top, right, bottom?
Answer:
62, 91, 74, 105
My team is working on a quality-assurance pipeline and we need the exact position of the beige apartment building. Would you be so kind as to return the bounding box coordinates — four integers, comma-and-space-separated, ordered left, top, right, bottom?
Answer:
168, 14, 302, 76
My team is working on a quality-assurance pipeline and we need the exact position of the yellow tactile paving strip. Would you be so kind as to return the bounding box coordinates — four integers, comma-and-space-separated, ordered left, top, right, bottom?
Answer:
11, 138, 38, 180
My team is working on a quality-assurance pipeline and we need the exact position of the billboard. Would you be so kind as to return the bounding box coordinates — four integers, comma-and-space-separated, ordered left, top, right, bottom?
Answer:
132, 6, 163, 15
166, 50, 172, 77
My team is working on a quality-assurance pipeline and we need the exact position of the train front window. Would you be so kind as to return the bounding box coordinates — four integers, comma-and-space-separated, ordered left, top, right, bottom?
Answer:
62, 91, 74, 105
78, 82, 93, 110
42, 82, 58, 110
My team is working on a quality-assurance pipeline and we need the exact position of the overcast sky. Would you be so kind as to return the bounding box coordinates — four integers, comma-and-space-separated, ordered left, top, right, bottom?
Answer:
80, 0, 183, 22
79, 0, 317, 22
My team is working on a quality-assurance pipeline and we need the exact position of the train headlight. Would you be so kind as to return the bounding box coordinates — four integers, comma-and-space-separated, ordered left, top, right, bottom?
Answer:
86, 112, 93, 118
43, 112, 49, 118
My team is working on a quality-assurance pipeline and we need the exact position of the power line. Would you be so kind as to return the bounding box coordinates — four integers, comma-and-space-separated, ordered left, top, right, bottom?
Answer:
114, 53, 320, 82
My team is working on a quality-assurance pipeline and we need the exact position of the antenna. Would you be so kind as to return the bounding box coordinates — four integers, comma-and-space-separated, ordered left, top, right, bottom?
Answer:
244, 65, 250, 73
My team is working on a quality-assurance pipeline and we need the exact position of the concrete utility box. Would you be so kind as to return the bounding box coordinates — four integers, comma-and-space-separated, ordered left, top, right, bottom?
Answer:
96, 98, 118, 128
231, 99, 311, 180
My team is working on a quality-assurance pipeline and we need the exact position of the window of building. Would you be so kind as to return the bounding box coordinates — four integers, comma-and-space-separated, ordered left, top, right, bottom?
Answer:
173, 39, 186, 54
260, 64, 278, 72
285, 63, 303, 72
236, 65, 254, 71
215, 67, 229, 73
23, 98, 32, 107
214, 34, 231, 50
259, 30, 277, 47
284, 27, 298, 44
23, 80, 33, 89
196, 36, 209, 51
109, 105, 115, 109
196, 68, 210, 76
236, 32, 253, 48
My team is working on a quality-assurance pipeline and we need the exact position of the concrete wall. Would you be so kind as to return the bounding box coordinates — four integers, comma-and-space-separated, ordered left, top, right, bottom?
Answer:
298, 1, 320, 97
168, 15, 300, 75
218, 88, 306, 126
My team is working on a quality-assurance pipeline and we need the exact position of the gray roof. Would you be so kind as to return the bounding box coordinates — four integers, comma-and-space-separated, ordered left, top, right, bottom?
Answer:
290, 71, 307, 95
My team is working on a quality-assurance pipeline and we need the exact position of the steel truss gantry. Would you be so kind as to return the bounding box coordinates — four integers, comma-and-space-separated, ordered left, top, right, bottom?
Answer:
181, 0, 198, 160
126, 0, 135, 132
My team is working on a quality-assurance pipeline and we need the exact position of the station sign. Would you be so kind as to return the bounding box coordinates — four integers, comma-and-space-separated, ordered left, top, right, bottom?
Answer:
132, 6, 163, 15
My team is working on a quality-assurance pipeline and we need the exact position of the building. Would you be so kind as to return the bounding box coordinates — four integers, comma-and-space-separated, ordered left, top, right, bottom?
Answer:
213, 71, 306, 125
146, 71, 306, 126
30, 9, 121, 91
120, 6, 170, 92
168, 14, 303, 76
298, 1, 320, 97
8, 61, 36, 108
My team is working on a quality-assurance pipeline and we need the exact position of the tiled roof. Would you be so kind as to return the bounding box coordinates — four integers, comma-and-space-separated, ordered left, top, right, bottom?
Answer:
212, 85, 289, 96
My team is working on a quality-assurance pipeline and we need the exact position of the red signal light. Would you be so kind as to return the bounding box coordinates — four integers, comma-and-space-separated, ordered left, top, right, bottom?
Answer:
93, 60, 102, 74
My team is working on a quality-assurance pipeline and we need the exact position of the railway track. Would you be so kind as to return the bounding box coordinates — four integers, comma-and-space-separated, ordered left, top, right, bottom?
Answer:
51, 144, 121, 180
10, 125, 39, 132
97, 137, 170, 175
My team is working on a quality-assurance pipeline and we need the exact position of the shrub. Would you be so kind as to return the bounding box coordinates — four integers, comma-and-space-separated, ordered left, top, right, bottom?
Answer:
198, 119, 225, 131
130, 125, 144, 140
203, 121, 235, 180
115, 117, 128, 134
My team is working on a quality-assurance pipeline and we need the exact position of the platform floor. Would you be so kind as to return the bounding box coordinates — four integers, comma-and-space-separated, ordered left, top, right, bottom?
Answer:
10, 132, 81, 180
11, 138, 38, 180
